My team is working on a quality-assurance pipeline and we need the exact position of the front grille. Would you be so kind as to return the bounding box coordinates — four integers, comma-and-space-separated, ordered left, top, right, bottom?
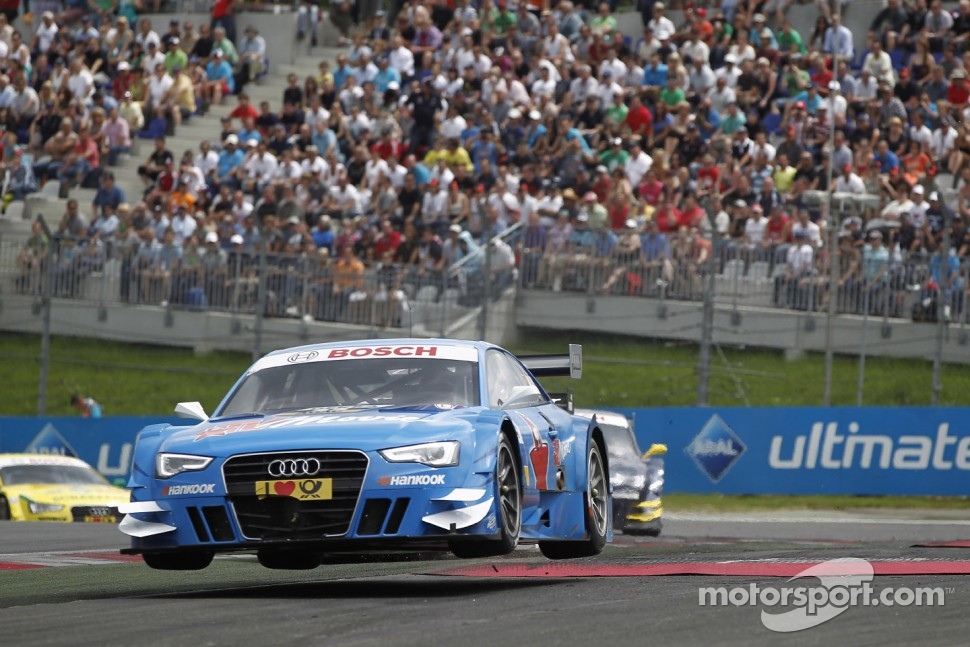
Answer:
71, 505, 120, 522
223, 451, 368, 540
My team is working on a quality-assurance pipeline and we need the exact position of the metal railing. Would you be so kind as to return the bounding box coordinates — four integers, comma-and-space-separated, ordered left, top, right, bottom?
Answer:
0, 222, 527, 336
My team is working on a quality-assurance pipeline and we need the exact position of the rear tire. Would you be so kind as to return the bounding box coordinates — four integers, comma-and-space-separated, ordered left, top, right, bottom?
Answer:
539, 440, 608, 559
257, 550, 320, 570
450, 434, 521, 559
142, 551, 214, 570
0, 496, 10, 520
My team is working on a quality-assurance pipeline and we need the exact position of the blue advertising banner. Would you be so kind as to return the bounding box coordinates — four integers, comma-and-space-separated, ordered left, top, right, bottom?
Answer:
0, 417, 181, 484
2, 408, 969, 495
619, 407, 970, 496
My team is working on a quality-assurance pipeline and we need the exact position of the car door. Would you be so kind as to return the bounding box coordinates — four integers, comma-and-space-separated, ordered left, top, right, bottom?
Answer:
484, 349, 561, 492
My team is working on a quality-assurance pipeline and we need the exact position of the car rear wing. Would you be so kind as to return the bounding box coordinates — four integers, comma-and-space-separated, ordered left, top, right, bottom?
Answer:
518, 344, 582, 379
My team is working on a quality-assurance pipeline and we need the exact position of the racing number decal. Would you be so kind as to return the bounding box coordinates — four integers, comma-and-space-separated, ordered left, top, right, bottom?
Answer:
255, 478, 334, 501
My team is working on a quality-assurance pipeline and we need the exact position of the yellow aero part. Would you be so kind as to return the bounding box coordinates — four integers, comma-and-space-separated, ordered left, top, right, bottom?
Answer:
626, 499, 663, 523
255, 478, 333, 501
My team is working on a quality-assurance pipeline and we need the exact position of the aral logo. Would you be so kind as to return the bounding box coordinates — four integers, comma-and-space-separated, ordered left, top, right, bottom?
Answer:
24, 423, 78, 457
686, 415, 746, 482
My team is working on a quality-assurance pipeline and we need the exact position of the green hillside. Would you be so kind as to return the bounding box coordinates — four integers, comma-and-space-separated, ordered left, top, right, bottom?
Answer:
2, 331, 968, 416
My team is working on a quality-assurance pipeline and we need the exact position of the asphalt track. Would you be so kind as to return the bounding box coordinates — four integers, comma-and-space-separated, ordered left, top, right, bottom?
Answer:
1, 512, 968, 647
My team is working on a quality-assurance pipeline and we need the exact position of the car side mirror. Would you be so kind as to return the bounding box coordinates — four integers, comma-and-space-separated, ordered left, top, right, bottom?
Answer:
174, 401, 209, 421
643, 443, 667, 458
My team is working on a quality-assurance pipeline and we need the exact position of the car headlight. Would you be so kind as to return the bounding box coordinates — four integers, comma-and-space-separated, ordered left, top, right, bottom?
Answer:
24, 498, 64, 514
379, 441, 460, 467
156, 453, 214, 479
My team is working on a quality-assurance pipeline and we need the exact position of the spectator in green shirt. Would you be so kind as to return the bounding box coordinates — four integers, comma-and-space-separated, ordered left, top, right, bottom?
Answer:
777, 20, 807, 55
164, 39, 188, 74
590, 2, 618, 37
212, 25, 239, 65
719, 103, 746, 136
660, 75, 685, 107
599, 137, 630, 171
491, 2, 517, 35
605, 92, 628, 126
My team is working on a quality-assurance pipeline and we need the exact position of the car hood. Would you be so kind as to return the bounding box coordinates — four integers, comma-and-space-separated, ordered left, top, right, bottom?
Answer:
5, 483, 129, 505
163, 406, 481, 456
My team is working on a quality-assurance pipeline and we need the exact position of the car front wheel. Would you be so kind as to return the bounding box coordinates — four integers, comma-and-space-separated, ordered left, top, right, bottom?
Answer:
0, 496, 10, 520
539, 440, 608, 559
450, 434, 521, 558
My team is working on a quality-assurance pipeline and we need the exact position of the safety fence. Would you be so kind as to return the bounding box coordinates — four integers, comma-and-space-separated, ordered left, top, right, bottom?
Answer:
0, 224, 526, 335
2, 224, 964, 332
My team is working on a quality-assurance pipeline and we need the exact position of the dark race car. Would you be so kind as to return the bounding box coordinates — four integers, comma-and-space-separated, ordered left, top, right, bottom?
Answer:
575, 409, 665, 536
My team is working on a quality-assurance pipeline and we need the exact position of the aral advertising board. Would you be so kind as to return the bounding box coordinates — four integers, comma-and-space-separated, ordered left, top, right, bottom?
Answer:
0, 417, 183, 484
618, 407, 970, 496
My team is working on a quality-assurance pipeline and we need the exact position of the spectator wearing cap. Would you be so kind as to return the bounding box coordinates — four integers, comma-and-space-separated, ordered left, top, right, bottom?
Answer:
648, 3, 676, 42
118, 88, 145, 134
164, 37, 188, 74
32, 11, 58, 54
141, 39, 166, 76
72, 16, 101, 43
112, 61, 134, 102
204, 49, 235, 106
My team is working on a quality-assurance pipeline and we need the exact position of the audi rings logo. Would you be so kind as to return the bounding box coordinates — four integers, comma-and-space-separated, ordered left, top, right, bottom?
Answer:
287, 351, 319, 363
268, 458, 321, 477
88, 506, 112, 516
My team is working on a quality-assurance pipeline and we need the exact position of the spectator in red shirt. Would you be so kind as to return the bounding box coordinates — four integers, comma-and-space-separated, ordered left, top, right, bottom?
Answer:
654, 198, 681, 233
229, 93, 260, 122
695, 153, 719, 195
373, 218, 402, 257
947, 68, 970, 107
677, 194, 706, 229
371, 129, 405, 161
112, 62, 133, 101
626, 94, 653, 139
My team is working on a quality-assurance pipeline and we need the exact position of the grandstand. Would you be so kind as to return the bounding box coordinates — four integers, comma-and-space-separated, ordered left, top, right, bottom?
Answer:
2, 0, 970, 363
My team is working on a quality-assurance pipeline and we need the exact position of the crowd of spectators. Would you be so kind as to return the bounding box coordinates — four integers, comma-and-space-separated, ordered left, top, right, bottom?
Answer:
12, 0, 970, 325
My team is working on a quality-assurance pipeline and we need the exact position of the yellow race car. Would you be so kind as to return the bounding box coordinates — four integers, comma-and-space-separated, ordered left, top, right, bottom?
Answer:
0, 454, 128, 522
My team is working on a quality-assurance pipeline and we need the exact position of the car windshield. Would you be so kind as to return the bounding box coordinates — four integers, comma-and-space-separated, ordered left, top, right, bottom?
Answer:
0, 464, 109, 486
218, 358, 481, 416
601, 426, 640, 460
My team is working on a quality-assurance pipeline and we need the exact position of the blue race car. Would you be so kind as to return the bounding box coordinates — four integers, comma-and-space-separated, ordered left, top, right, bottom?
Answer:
120, 339, 611, 570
